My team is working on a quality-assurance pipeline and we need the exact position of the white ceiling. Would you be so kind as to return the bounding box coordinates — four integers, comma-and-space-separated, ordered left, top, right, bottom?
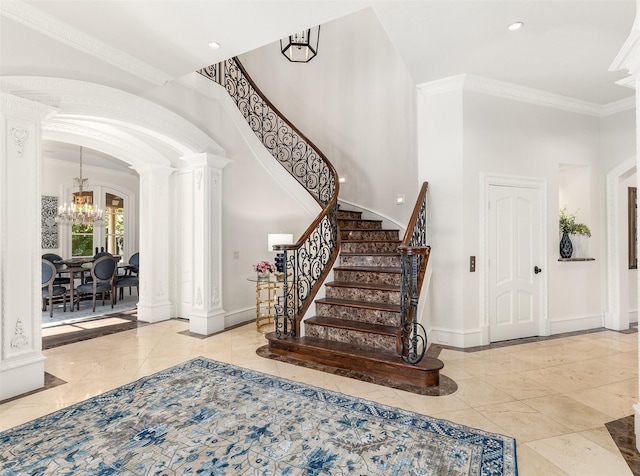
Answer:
1, 0, 636, 167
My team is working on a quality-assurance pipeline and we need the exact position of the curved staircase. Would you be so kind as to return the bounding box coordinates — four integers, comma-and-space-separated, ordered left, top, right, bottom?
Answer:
266, 207, 444, 390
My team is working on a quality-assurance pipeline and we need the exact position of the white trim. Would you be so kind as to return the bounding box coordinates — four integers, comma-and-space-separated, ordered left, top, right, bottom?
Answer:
479, 173, 549, 345
549, 314, 604, 335
605, 156, 636, 330
417, 74, 633, 118
427, 327, 484, 349
0, 0, 172, 86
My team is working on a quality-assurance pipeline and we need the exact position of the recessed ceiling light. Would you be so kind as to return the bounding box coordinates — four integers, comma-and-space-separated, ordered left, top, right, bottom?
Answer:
208, 41, 221, 50
508, 21, 524, 31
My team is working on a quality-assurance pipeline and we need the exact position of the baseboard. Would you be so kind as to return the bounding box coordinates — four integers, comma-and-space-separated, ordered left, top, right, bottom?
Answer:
549, 314, 604, 335
428, 327, 484, 348
225, 307, 255, 329
630, 311, 638, 324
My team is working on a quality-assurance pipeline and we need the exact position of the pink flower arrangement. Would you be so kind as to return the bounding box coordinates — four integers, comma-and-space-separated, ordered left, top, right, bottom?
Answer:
253, 260, 276, 274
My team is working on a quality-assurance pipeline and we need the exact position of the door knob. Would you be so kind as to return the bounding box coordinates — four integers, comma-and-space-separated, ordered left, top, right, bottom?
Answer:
534, 266, 542, 274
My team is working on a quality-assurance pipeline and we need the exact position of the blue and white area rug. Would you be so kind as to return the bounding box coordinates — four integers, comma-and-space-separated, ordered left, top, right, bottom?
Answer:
0, 357, 517, 475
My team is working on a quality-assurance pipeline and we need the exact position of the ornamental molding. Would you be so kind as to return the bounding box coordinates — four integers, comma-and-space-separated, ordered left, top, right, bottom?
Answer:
9, 127, 28, 157
1, 76, 225, 157
42, 119, 169, 168
418, 74, 631, 118
10, 317, 28, 349
0, 0, 172, 86
0, 91, 55, 119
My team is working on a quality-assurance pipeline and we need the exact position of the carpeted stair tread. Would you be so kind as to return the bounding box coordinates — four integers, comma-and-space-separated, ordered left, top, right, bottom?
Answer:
341, 239, 401, 243
325, 281, 400, 292
315, 297, 400, 312
339, 228, 400, 233
306, 316, 397, 336
340, 252, 401, 257
333, 265, 401, 274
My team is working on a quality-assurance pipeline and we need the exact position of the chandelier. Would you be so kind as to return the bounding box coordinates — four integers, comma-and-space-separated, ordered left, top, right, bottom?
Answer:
280, 26, 320, 63
55, 146, 104, 226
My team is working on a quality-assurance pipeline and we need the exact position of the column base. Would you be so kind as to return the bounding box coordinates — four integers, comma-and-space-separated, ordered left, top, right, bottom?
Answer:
189, 309, 226, 336
137, 300, 172, 323
0, 355, 46, 401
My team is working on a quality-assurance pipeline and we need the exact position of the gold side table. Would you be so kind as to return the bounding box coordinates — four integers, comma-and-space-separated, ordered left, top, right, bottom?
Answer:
247, 275, 282, 333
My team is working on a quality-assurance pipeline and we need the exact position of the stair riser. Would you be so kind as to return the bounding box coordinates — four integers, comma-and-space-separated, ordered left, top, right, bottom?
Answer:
337, 211, 362, 220
305, 324, 398, 353
338, 219, 382, 230
325, 286, 401, 305
340, 230, 399, 241
267, 337, 442, 389
340, 254, 401, 267
316, 302, 400, 326
341, 242, 400, 253
334, 269, 401, 286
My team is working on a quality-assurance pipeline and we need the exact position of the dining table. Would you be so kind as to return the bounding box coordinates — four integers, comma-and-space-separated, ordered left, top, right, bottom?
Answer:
54, 256, 121, 311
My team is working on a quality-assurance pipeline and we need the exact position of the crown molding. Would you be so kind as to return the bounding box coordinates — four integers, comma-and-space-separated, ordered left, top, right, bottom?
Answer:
417, 74, 634, 118
601, 96, 636, 117
0, 0, 172, 86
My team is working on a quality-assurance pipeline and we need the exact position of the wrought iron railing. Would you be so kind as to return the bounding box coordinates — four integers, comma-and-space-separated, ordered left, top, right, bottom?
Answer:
197, 58, 340, 337
398, 182, 430, 364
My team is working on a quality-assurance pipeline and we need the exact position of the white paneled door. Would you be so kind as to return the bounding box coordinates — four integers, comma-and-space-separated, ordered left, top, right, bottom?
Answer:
488, 185, 542, 342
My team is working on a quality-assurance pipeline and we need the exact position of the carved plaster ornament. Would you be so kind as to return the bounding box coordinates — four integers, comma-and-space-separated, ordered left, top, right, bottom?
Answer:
196, 170, 203, 191
11, 317, 29, 348
196, 287, 203, 306
10, 127, 28, 157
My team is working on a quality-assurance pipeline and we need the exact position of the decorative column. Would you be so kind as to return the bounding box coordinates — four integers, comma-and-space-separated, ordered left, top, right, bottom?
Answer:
133, 163, 175, 323
0, 93, 52, 400
184, 153, 231, 335
609, 5, 640, 451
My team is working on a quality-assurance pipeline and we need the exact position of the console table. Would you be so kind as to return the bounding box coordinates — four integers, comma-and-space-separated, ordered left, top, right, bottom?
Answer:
247, 275, 283, 333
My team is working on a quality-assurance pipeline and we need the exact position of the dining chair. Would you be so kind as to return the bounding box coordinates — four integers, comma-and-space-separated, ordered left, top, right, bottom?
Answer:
115, 252, 139, 301
84, 251, 113, 284
42, 253, 71, 286
42, 258, 67, 317
76, 255, 117, 312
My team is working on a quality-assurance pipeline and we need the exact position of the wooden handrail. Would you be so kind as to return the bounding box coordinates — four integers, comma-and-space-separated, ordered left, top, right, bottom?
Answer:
198, 58, 340, 337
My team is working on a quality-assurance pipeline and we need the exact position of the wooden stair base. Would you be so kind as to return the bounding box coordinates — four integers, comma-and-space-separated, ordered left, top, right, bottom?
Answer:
266, 333, 444, 389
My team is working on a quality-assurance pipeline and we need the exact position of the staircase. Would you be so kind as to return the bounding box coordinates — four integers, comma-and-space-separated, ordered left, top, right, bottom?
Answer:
266, 207, 444, 390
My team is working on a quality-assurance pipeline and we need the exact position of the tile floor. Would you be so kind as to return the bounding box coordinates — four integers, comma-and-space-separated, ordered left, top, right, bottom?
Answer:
0, 319, 637, 475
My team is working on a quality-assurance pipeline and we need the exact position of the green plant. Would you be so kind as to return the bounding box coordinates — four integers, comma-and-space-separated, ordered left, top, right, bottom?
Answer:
559, 206, 591, 237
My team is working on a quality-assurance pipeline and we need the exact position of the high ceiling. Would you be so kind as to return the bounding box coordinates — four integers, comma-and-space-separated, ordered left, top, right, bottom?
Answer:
1, 0, 635, 104
0, 0, 636, 168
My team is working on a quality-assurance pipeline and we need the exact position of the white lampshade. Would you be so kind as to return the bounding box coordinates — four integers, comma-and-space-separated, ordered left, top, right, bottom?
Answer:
268, 233, 294, 252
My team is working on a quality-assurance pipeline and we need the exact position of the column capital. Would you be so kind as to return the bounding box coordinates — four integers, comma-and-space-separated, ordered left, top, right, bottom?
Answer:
131, 163, 175, 177
181, 152, 232, 170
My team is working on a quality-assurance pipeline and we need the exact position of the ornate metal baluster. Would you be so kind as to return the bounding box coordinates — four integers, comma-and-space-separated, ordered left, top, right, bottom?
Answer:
398, 183, 430, 364
198, 58, 340, 338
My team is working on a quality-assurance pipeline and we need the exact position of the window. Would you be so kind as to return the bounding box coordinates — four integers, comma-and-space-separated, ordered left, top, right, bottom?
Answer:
71, 191, 95, 256
105, 193, 124, 256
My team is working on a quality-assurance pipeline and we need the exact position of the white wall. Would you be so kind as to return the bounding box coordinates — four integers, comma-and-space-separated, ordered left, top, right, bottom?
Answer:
465, 91, 603, 334
416, 87, 466, 345
237, 7, 419, 225
416, 82, 633, 345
